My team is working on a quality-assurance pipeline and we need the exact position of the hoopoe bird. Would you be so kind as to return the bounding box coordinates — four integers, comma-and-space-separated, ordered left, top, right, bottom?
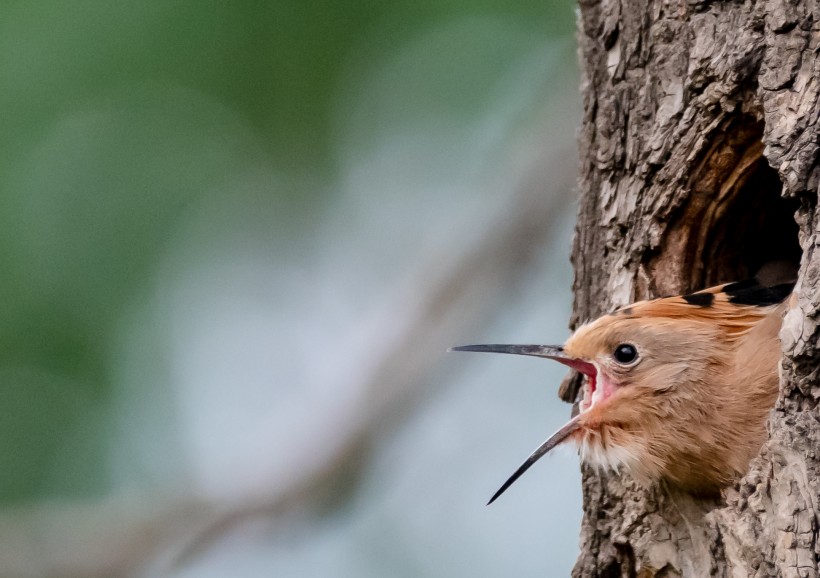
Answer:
452, 278, 794, 504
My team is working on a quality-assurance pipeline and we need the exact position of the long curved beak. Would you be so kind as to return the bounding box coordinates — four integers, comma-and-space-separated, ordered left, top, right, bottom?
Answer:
487, 415, 582, 504
449, 343, 594, 504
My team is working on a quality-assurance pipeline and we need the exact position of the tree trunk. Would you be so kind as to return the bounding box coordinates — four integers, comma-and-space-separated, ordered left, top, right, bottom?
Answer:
571, 0, 819, 576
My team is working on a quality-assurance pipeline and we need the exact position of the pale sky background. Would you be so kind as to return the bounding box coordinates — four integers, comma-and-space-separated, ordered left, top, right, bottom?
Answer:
0, 2, 582, 575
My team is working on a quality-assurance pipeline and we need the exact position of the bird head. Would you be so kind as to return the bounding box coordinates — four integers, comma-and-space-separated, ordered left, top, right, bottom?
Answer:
452, 280, 791, 503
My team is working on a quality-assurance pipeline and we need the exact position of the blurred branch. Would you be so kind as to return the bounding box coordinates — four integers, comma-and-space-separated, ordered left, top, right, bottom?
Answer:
167, 141, 578, 568
0, 142, 576, 577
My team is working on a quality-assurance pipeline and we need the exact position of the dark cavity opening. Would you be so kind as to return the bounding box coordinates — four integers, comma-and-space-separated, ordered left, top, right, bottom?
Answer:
648, 118, 801, 293
701, 155, 800, 287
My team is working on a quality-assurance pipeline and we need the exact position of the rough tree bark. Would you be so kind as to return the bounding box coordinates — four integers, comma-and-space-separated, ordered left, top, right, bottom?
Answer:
570, 0, 820, 576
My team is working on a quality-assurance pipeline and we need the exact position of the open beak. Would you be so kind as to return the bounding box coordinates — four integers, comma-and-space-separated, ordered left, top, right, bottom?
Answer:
449, 343, 594, 504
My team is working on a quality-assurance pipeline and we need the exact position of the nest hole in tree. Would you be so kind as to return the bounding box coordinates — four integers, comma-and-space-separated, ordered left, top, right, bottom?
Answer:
702, 156, 801, 287
652, 119, 801, 292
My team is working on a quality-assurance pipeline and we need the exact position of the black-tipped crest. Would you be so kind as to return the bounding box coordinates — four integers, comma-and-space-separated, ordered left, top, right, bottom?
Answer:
682, 292, 715, 307
723, 280, 794, 306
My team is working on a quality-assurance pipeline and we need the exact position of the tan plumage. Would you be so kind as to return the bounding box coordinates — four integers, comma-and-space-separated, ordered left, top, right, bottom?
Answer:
452, 279, 792, 503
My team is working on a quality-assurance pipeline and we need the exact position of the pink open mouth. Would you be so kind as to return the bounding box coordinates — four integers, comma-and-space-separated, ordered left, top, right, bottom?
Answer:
577, 364, 618, 413
579, 370, 598, 412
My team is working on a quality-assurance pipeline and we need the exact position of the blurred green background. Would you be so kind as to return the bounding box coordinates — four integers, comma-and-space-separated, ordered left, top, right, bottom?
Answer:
0, 1, 581, 576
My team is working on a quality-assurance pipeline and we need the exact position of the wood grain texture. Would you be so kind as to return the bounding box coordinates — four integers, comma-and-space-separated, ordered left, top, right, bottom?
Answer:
571, 0, 819, 575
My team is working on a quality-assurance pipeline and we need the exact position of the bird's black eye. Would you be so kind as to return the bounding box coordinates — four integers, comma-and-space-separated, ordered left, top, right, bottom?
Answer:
613, 343, 638, 365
